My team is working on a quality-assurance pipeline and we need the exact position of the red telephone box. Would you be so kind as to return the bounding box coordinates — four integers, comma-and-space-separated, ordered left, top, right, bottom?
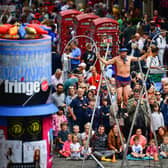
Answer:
57, 9, 82, 55
73, 13, 99, 55
90, 17, 119, 73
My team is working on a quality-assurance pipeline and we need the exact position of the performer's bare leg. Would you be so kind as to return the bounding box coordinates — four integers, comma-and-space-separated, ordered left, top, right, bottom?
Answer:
117, 87, 123, 117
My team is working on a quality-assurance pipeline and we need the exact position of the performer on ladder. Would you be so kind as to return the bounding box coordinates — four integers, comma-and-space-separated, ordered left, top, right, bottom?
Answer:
97, 48, 149, 117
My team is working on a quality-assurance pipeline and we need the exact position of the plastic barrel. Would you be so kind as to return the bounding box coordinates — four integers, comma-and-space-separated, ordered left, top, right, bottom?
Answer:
0, 35, 52, 105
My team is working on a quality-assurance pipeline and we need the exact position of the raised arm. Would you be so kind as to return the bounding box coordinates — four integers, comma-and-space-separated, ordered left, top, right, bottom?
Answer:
96, 52, 116, 66
131, 52, 148, 62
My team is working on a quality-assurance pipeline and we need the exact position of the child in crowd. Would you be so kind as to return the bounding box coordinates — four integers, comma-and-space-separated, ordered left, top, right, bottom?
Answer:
58, 122, 69, 150
81, 122, 95, 142
73, 125, 82, 145
151, 102, 164, 132
146, 139, 157, 158
69, 135, 82, 160
160, 135, 168, 158
131, 136, 145, 158
52, 106, 68, 138
81, 140, 92, 159
100, 98, 110, 134
59, 133, 72, 158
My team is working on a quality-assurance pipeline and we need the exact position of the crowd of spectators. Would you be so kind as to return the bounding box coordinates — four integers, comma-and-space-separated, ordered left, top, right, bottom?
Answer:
1, 0, 168, 163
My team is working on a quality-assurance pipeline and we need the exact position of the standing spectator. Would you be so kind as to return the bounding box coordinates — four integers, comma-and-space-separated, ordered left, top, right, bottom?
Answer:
156, 30, 167, 67
88, 66, 101, 89
62, 45, 72, 80
151, 102, 164, 132
155, 91, 163, 106
135, 33, 145, 53
63, 71, 78, 96
122, 20, 136, 47
52, 106, 68, 137
100, 98, 110, 134
100, 86, 111, 106
108, 124, 125, 159
92, 125, 114, 161
51, 69, 63, 89
68, 87, 88, 132
68, 41, 81, 70
161, 95, 168, 128
51, 83, 65, 107
147, 45, 163, 82
86, 99, 100, 131
65, 86, 76, 132
81, 43, 96, 71
127, 89, 149, 137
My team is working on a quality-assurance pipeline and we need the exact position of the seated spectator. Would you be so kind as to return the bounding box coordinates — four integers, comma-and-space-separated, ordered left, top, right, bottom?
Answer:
58, 122, 69, 150
69, 135, 82, 160
59, 133, 72, 158
81, 139, 92, 159
81, 122, 95, 142
145, 139, 157, 158
73, 125, 82, 145
131, 136, 145, 158
108, 124, 125, 159
157, 126, 168, 146
130, 128, 147, 149
160, 135, 168, 158
92, 125, 114, 161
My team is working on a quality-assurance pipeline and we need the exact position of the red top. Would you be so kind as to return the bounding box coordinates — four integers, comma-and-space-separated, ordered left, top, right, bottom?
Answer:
88, 74, 101, 89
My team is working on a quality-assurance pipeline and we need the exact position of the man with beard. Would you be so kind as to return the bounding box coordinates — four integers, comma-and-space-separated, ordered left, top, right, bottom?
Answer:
51, 83, 65, 107
97, 48, 149, 117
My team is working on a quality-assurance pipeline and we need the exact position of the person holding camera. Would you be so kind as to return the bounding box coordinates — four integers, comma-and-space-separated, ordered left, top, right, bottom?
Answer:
161, 95, 168, 128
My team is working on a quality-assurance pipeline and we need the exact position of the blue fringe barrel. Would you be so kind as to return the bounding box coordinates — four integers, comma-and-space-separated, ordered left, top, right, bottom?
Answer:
0, 35, 52, 105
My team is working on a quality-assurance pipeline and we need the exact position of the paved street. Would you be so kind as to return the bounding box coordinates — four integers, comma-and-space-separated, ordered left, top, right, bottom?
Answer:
52, 155, 168, 168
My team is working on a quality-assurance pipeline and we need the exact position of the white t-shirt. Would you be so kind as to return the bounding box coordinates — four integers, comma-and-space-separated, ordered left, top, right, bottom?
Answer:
70, 142, 81, 157
132, 144, 143, 154
146, 56, 162, 74
151, 112, 164, 131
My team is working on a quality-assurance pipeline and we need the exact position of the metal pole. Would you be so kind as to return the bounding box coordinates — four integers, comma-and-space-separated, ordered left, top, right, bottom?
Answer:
121, 59, 152, 168
101, 70, 129, 168
138, 58, 163, 168
81, 43, 109, 168
91, 154, 105, 168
